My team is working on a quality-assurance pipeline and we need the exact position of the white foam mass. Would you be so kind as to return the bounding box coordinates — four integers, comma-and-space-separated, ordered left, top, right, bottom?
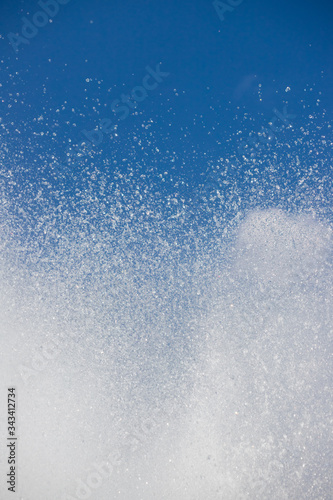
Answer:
0, 209, 332, 499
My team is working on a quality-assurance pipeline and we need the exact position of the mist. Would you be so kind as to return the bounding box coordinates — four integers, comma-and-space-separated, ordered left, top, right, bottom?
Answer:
1, 207, 331, 499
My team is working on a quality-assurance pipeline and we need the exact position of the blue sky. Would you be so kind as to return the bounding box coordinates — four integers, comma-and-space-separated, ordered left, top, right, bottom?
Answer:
0, 0, 332, 229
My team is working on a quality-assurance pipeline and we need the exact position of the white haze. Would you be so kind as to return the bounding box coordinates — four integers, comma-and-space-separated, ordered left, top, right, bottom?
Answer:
0, 208, 332, 499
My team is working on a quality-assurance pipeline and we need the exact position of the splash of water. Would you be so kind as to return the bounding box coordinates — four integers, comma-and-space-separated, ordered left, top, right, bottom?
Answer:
1, 199, 332, 499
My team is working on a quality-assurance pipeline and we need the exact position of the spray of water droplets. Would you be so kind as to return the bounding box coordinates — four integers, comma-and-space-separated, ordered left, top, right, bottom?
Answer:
0, 88, 332, 499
